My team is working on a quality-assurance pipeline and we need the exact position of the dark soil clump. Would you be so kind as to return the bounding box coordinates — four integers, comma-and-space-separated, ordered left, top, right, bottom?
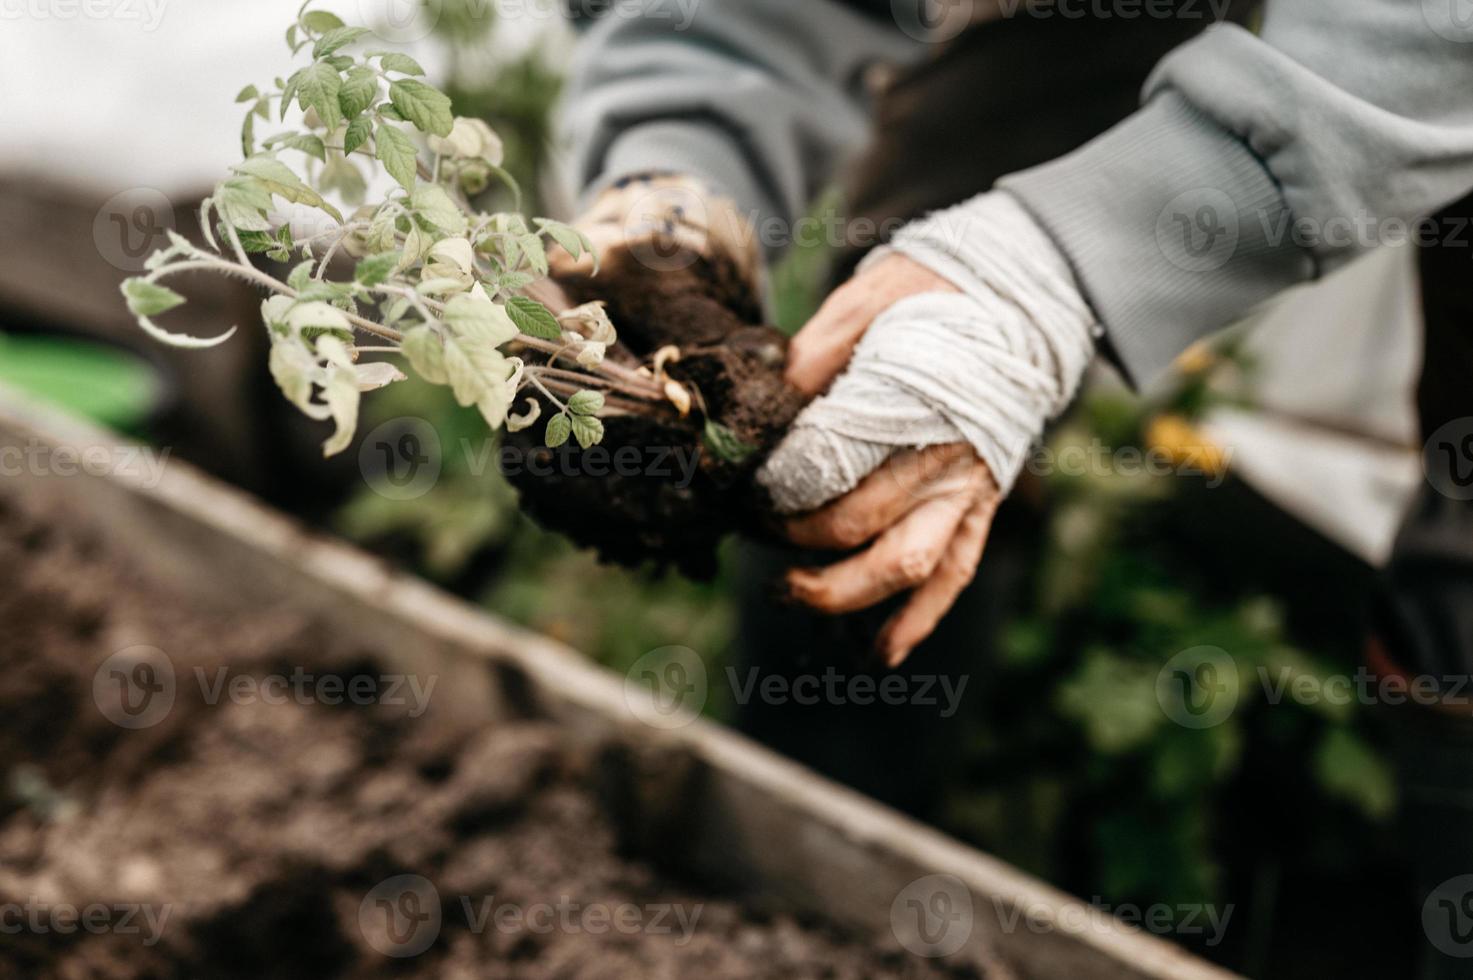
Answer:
505, 248, 805, 578
0, 492, 987, 979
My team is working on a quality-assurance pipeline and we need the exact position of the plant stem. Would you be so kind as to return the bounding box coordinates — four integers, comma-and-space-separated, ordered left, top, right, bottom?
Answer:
525, 373, 568, 413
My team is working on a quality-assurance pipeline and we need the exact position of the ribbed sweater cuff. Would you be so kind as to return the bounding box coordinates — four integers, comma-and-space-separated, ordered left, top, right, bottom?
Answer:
999, 91, 1315, 386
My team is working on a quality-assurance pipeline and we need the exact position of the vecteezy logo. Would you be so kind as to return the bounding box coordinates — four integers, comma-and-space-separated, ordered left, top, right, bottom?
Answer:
623, 646, 707, 730
1156, 646, 1239, 729
1424, 0, 1473, 43
359, 417, 442, 500
358, 0, 441, 43
620, 181, 711, 274
1423, 874, 1473, 957
93, 188, 176, 273
890, 0, 971, 43
1423, 418, 1473, 501
1155, 189, 1240, 273
93, 646, 176, 729
891, 875, 973, 958
360, 874, 442, 958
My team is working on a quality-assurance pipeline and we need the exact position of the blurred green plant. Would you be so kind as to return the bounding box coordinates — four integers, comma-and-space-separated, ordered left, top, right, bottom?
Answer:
943, 349, 1399, 965
0, 332, 161, 433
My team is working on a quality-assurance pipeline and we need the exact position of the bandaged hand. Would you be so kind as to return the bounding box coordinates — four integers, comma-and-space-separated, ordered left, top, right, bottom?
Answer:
758, 192, 1100, 666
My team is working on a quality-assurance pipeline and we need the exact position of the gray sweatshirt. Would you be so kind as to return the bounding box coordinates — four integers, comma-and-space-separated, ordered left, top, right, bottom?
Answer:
560, 1, 1473, 385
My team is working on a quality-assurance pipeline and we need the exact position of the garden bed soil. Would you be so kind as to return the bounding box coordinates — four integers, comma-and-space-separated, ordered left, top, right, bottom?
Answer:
0, 490, 987, 979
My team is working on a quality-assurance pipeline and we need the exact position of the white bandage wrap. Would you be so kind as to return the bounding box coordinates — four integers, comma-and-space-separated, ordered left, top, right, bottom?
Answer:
759, 192, 1100, 514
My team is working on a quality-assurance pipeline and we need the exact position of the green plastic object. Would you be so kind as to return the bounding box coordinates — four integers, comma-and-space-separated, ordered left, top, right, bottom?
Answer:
0, 332, 162, 432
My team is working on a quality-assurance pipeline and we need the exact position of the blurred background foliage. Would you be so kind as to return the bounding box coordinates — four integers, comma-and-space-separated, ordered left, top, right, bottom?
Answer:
0, 6, 1409, 975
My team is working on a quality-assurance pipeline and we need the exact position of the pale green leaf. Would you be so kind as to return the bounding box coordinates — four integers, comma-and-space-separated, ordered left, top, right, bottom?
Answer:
443, 292, 517, 346
297, 60, 342, 132
321, 362, 361, 456
122, 278, 185, 317
409, 182, 466, 234
301, 10, 344, 32
567, 390, 604, 417
287, 259, 315, 291
353, 252, 398, 286
338, 66, 377, 118
268, 336, 321, 413
545, 413, 571, 448
505, 296, 561, 340
389, 78, 453, 137
703, 419, 757, 463
401, 326, 449, 384
378, 52, 425, 76
570, 414, 604, 449
287, 300, 351, 334
375, 123, 418, 192
344, 116, 373, 156
313, 25, 369, 58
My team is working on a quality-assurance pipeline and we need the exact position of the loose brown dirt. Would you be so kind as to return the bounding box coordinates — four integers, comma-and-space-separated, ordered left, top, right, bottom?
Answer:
505, 246, 804, 578
0, 492, 987, 979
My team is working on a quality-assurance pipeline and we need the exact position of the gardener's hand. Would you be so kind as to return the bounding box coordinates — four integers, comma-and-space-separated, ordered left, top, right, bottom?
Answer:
758, 192, 1100, 666
547, 173, 765, 347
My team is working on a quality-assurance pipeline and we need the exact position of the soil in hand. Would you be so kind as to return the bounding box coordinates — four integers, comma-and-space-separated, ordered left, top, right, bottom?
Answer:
505, 245, 805, 579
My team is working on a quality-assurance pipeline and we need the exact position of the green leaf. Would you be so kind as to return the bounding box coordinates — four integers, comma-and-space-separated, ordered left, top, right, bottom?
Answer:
354, 252, 398, 287
280, 68, 304, 121
545, 413, 571, 448
570, 414, 604, 449
1054, 649, 1163, 755
287, 300, 352, 334
443, 293, 518, 346
389, 78, 453, 138
377, 103, 404, 122
518, 233, 548, 276
268, 335, 318, 411
375, 123, 418, 192
287, 259, 315, 291
409, 183, 466, 234
537, 219, 593, 263
297, 60, 342, 132
703, 420, 757, 463
343, 116, 373, 156
233, 157, 343, 221
236, 84, 259, 103
401, 327, 448, 384
1315, 729, 1396, 821
215, 178, 275, 232
271, 132, 327, 161
301, 9, 344, 32
122, 278, 185, 318
378, 52, 426, 75
285, 23, 300, 51
505, 296, 561, 340
319, 154, 366, 207
442, 331, 510, 409
241, 109, 257, 157
313, 25, 369, 58
491, 271, 535, 294
568, 390, 604, 417
338, 66, 377, 118
122, 279, 236, 349
233, 229, 280, 254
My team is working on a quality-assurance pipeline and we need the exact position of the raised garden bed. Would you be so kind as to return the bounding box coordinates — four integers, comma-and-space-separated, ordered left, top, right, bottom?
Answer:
0, 386, 1240, 980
